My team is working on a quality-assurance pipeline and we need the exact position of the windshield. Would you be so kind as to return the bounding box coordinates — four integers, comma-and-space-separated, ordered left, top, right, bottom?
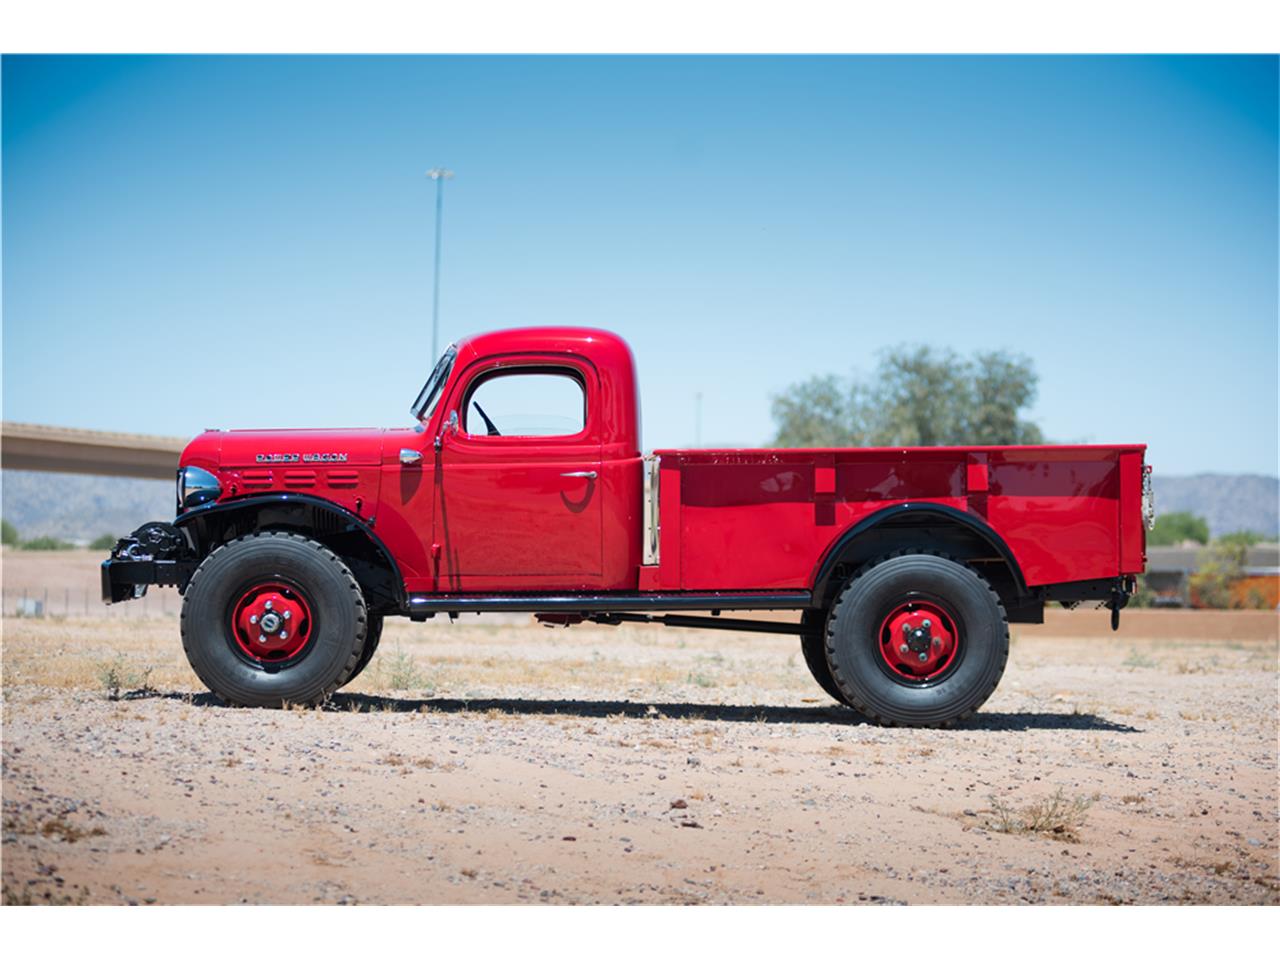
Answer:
410, 345, 457, 422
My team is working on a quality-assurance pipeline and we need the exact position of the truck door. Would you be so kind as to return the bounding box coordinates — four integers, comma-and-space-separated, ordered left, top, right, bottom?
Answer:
435, 358, 603, 588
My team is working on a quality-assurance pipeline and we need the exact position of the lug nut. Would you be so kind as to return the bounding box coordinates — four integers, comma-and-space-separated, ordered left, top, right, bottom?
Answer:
899, 644, 909, 654
280, 631, 288, 640
283, 610, 291, 620
917, 652, 928, 662
265, 600, 273, 610
902, 623, 910, 633
922, 619, 932, 628
258, 634, 266, 644
249, 614, 258, 624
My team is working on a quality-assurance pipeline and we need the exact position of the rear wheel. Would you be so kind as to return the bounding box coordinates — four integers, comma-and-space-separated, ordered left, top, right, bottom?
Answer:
825, 552, 1008, 727
181, 531, 367, 707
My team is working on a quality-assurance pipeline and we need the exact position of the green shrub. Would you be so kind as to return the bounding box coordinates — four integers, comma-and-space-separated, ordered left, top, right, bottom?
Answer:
1216, 530, 1267, 548
1127, 575, 1156, 608
1189, 540, 1247, 609
89, 533, 118, 551
1, 519, 18, 546
20, 535, 73, 551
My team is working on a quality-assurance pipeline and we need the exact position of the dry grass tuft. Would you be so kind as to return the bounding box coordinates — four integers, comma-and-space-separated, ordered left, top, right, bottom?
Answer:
988, 788, 1093, 842
4, 811, 106, 844
1122, 649, 1157, 669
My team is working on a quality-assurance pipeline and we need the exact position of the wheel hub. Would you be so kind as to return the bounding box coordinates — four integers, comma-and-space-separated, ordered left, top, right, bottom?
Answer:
879, 601, 958, 680
231, 582, 312, 662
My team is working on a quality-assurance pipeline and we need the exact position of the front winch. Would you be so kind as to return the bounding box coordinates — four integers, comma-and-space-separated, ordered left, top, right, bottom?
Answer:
101, 521, 197, 604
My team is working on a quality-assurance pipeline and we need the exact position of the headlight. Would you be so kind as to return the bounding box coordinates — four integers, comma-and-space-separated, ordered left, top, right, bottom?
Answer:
178, 466, 221, 511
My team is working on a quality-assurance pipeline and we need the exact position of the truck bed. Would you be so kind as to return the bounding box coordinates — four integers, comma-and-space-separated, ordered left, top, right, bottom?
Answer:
646, 444, 1147, 592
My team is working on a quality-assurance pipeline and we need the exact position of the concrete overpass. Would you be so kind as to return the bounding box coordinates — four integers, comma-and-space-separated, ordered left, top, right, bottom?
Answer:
1, 421, 186, 480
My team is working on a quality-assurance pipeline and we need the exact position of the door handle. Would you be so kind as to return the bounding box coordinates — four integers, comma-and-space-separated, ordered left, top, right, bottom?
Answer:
561, 471, 597, 479
400, 448, 423, 465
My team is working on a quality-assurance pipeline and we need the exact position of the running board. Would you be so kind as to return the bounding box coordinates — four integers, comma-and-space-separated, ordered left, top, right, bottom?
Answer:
405, 591, 812, 617
578, 612, 807, 636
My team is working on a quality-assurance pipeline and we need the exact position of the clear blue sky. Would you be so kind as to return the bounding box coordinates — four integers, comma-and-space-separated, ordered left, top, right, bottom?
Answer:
3, 55, 1276, 475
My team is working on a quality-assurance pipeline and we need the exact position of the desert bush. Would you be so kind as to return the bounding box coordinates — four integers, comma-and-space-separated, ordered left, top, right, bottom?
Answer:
1, 518, 18, 546
89, 533, 118, 550
94, 656, 155, 700
988, 788, 1093, 842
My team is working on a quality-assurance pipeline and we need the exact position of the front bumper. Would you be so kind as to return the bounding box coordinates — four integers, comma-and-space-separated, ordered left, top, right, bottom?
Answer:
101, 557, 197, 604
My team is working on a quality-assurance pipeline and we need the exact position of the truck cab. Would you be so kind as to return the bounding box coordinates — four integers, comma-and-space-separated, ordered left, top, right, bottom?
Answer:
381, 327, 645, 594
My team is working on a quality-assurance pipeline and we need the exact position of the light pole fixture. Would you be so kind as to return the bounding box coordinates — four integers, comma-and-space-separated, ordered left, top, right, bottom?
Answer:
426, 168, 454, 360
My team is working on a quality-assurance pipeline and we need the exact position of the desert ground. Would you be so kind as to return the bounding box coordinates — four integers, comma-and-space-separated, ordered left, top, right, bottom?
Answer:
2, 550, 1277, 905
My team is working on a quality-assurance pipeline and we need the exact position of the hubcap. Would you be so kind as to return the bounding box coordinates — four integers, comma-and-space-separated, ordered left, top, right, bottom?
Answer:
878, 600, 958, 681
231, 581, 312, 662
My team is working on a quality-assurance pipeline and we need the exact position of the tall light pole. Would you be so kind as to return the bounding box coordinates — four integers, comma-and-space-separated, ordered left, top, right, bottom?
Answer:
426, 168, 454, 359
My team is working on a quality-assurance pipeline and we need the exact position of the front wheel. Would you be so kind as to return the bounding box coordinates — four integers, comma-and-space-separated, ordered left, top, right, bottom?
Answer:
180, 531, 368, 707
825, 552, 1008, 727
339, 612, 383, 688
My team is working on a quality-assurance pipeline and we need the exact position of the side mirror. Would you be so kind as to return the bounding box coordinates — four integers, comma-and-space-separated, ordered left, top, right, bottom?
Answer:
434, 410, 459, 451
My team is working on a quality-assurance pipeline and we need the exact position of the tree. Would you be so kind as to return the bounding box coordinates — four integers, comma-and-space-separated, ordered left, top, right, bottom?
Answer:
90, 533, 118, 551
1148, 511, 1210, 547
768, 374, 867, 447
1, 518, 18, 546
770, 345, 1043, 447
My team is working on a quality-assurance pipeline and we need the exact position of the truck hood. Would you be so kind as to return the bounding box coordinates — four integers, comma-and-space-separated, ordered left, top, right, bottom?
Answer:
186, 428, 388, 469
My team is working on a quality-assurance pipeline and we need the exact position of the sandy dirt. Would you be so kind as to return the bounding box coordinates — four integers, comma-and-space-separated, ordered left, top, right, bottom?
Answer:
2, 571, 1277, 906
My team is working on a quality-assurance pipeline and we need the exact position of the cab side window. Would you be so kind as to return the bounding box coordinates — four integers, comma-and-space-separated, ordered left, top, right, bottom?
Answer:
464, 369, 586, 438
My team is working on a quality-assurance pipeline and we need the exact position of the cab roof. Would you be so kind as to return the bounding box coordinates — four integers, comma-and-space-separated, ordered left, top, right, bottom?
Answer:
452, 326, 634, 369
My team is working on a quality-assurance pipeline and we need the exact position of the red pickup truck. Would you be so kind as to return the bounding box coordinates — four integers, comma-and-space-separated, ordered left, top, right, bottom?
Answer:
103, 327, 1152, 726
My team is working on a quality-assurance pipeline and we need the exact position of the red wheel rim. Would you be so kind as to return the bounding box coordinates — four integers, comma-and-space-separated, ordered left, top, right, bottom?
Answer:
230, 580, 313, 663
878, 600, 959, 681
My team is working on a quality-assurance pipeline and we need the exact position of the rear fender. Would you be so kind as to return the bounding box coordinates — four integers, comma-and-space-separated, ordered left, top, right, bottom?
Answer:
809, 503, 1030, 616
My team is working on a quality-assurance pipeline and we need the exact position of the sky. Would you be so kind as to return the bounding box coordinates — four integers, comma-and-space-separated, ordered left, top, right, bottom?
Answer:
2, 55, 1276, 476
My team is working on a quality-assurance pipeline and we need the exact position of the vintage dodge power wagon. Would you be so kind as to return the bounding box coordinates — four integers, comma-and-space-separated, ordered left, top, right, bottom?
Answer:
103, 327, 1153, 726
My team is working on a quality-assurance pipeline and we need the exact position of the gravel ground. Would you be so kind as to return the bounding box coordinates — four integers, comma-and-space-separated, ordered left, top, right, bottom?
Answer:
2, 609, 1277, 905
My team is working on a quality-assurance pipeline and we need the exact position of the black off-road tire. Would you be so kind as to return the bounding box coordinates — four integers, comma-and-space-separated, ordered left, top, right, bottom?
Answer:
339, 612, 383, 687
180, 531, 367, 707
799, 609, 854, 707
825, 551, 1009, 728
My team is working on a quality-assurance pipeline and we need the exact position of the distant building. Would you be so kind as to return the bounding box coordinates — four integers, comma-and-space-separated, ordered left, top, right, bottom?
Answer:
1144, 544, 1280, 608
